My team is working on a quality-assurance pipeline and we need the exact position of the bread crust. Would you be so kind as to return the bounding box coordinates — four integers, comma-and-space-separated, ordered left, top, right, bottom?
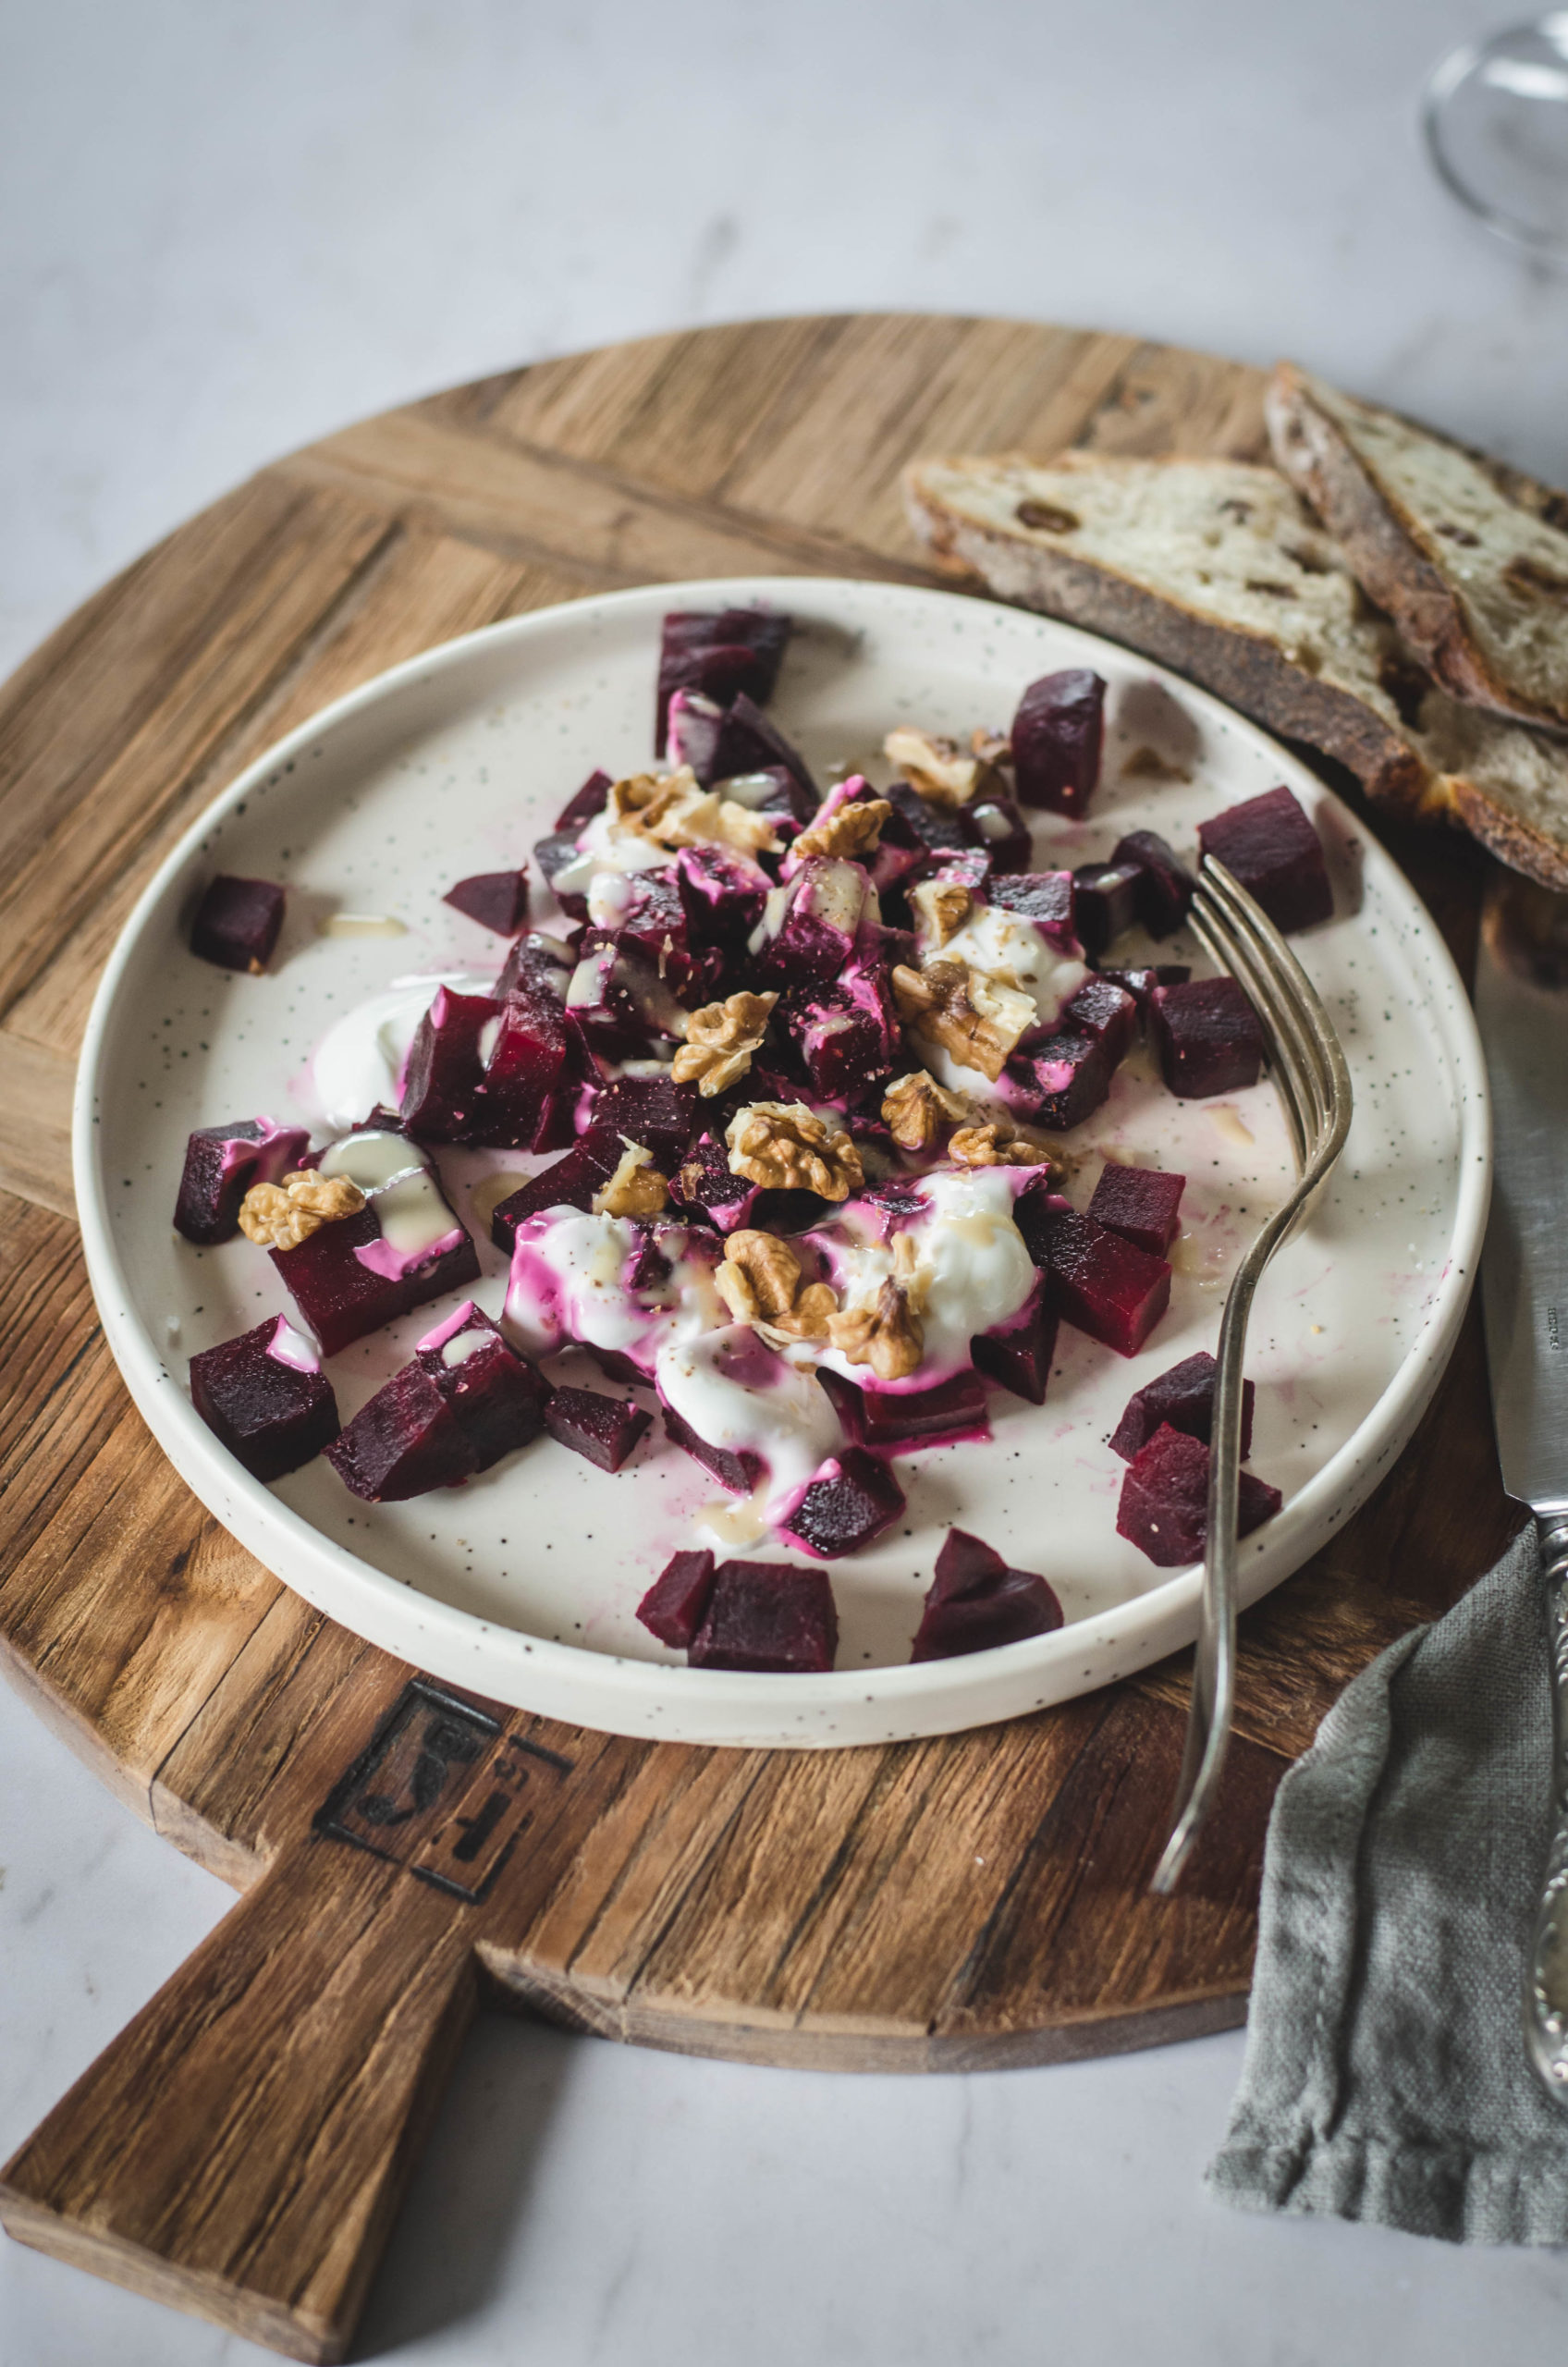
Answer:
903, 452, 1568, 895
902, 463, 1427, 809
1267, 362, 1568, 731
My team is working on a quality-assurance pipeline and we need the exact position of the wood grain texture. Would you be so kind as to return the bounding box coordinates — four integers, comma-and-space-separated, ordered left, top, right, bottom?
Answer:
0, 314, 1521, 2361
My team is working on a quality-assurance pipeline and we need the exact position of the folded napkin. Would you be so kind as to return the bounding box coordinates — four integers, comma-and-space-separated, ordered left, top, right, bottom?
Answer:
1209, 1523, 1568, 2245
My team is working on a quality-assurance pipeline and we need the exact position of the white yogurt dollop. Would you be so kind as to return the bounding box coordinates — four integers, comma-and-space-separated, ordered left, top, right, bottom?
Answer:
655, 1325, 843, 1535
925, 903, 1089, 1030
811, 1167, 1037, 1388
311, 972, 490, 1131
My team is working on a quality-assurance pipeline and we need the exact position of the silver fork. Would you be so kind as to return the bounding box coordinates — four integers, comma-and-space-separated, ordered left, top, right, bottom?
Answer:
1149, 854, 1354, 1895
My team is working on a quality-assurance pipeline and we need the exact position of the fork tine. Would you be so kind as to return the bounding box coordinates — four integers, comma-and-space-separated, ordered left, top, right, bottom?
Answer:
1150, 857, 1352, 1895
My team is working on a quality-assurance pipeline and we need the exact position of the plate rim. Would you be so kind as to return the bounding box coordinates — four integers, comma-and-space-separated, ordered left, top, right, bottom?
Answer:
72, 573, 1492, 1748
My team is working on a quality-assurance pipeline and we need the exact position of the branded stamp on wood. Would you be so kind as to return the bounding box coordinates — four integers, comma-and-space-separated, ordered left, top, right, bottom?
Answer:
313, 1677, 573, 1903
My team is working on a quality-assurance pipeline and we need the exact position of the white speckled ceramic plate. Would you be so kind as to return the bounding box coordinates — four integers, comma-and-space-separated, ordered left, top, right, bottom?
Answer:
74, 578, 1489, 1748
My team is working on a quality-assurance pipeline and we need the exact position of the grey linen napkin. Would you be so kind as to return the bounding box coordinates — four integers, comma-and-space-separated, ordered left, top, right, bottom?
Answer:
1209, 1523, 1568, 2244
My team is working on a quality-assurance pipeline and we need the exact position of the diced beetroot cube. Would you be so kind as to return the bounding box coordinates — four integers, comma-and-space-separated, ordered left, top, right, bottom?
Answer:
750, 858, 869, 988
1197, 785, 1333, 933
655, 609, 792, 757
443, 869, 529, 935
584, 865, 690, 957
637, 1549, 717, 1648
1032, 1206, 1170, 1356
930, 847, 994, 897
1011, 670, 1105, 816
400, 987, 502, 1144
962, 792, 1032, 874
1088, 1161, 1186, 1257
414, 1302, 549, 1466
591, 1074, 698, 1170
910, 1527, 1063, 1662
496, 930, 577, 1005
784, 969, 898, 1105
477, 991, 573, 1148
1002, 1031, 1114, 1131
1109, 1350, 1255, 1464
885, 782, 970, 858
189, 1316, 340, 1481
553, 767, 613, 833
1072, 861, 1143, 959
174, 1117, 312, 1245
778, 1448, 906, 1559
543, 1384, 652, 1473
1116, 1422, 1281, 1566
668, 846, 767, 960
669, 690, 816, 813
818, 1367, 990, 1451
1011, 1176, 1073, 1269
970, 1275, 1059, 1405
325, 1364, 478, 1502
688, 1559, 839, 1674
668, 1132, 760, 1233
190, 876, 286, 974
268, 1126, 478, 1354
273, 1202, 479, 1356
488, 1135, 621, 1249
1150, 977, 1265, 1098
986, 869, 1081, 955
661, 1404, 764, 1496
1062, 975, 1138, 1066
1111, 830, 1194, 938
533, 830, 591, 922
1100, 963, 1191, 1022
565, 933, 688, 1072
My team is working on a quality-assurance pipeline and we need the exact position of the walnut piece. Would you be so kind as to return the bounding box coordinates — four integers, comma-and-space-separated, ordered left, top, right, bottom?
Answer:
970, 726, 1011, 769
908, 877, 973, 951
827, 1279, 925, 1381
949, 1123, 1054, 1169
725, 1101, 865, 1200
883, 725, 993, 809
591, 1140, 669, 1220
607, 767, 780, 858
716, 1230, 839, 1345
790, 796, 891, 864
670, 989, 778, 1096
891, 962, 1035, 1085
239, 1169, 365, 1252
881, 1068, 978, 1151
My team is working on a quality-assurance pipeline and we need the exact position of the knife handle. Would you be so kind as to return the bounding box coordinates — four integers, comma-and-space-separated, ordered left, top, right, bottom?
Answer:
1527, 1513, 1568, 2097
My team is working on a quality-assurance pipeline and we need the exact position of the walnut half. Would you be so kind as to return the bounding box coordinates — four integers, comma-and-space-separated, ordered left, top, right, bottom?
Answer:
827, 1279, 925, 1381
949, 1123, 1054, 1169
591, 1140, 669, 1220
883, 725, 988, 810
790, 795, 891, 864
239, 1169, 365, 1251
881, 1069, 978, 1151
725, 1102, 865, 1200
670, 990, 778, 1097
891, 962, 1035, 1085
716, 1230, 838, 1346
606, 767, 780, 859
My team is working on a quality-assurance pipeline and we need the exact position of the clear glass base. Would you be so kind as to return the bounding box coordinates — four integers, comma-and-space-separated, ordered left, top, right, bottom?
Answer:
1424, 14, 1568, 252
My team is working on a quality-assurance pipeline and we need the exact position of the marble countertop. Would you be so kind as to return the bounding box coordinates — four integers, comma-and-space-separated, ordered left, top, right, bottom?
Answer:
5, 2, 1568, 2360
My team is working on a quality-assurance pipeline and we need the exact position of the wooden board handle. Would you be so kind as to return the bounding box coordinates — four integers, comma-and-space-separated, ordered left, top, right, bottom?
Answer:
0, 1836, 478, 2363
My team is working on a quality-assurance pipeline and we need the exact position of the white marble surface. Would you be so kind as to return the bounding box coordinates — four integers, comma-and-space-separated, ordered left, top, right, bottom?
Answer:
6, 2, 1568, 2361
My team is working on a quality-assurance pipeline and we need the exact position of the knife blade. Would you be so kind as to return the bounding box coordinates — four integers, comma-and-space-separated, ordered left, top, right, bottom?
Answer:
1476, 867, 1568, 2098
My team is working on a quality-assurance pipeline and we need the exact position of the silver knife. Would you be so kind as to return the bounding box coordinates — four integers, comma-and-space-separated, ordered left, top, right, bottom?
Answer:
1477, 866, 1568, 2098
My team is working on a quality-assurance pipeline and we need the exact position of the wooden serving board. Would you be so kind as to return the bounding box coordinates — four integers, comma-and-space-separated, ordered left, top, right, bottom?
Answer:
0, 314, 1521, 2362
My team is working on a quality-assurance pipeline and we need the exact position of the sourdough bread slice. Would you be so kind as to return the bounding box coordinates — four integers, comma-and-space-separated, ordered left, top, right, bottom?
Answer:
1268, 362, 1568, 731
903, 449, 1568, 889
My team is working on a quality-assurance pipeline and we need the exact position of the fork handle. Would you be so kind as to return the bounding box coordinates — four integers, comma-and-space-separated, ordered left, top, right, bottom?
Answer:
1526, 1512, 1568, 2097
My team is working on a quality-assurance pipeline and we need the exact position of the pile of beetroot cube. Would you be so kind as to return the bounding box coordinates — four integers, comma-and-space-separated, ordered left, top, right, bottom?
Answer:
178, 601, 1334, 1673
